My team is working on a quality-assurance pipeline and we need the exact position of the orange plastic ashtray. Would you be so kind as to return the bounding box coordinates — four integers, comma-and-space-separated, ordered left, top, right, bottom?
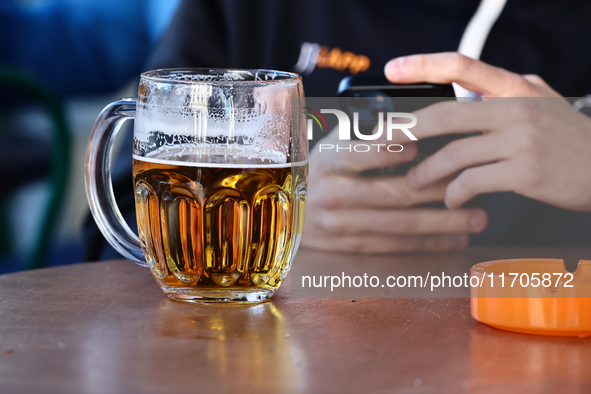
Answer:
470, 259, 591, 336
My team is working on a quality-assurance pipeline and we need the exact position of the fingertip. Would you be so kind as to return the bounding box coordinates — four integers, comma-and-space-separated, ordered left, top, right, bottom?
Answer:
465, 209, 488, 233
522, 74, 546, 86
444, 181, 462, 209
444, 199, 453, 210
384, 58, 404, 82
444, 195, 459, 210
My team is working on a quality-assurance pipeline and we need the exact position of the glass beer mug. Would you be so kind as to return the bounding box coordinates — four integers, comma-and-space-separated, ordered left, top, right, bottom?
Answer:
85, 69, 308, 303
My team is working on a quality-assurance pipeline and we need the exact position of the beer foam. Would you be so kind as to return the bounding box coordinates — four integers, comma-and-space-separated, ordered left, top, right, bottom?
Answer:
135, 116, 268, 141
146, 69, 292, 83
163, 71, 247, 81
133, 145, 306, 168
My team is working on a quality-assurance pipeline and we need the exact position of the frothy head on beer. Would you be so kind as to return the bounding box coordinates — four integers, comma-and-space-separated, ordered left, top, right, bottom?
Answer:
133, 69, 304, 166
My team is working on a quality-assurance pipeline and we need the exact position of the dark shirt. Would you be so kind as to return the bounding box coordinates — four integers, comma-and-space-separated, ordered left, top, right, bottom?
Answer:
85, 0, 591, 260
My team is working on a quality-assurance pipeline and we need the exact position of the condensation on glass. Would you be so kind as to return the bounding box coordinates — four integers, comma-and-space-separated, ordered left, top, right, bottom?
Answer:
86, 69, 308, 303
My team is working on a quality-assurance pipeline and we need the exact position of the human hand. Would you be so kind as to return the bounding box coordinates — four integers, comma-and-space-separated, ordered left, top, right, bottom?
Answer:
300, 126, 488, 253
383, 52, 591, 211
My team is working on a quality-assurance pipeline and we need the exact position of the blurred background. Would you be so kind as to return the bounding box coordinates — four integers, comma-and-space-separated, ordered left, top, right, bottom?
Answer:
0, 0, 181, 273
3, 0, 590, 275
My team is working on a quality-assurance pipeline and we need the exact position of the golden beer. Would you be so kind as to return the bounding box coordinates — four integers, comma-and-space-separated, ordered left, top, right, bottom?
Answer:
133, 149, 307, 302
86, 68, 306, 303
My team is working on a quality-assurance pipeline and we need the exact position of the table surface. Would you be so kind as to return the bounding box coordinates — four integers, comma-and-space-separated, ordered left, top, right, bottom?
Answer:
1, 247, 590, 394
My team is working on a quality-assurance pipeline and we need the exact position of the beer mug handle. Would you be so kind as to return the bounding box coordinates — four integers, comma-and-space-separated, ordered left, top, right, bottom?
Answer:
85, 98, 147, 267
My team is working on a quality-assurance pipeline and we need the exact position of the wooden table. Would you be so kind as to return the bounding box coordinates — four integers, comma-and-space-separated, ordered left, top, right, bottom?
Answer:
1, 247, 590, 393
